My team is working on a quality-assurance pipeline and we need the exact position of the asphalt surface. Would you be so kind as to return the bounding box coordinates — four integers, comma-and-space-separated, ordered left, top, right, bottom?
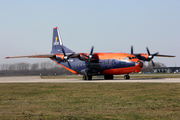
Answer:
0, 76, 180, 83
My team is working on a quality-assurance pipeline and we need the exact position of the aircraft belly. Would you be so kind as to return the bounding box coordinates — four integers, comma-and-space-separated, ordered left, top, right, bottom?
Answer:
102, 67, 141, 75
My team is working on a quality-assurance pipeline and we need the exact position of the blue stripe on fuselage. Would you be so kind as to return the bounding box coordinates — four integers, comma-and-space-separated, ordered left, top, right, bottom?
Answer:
98, 59, 135, 69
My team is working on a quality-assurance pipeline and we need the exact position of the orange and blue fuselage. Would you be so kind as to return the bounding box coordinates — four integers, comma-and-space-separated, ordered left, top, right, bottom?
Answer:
52, 52, 143, 75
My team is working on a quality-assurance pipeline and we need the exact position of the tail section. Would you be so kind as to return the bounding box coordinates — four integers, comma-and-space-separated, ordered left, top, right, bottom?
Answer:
51, 27, 74, 54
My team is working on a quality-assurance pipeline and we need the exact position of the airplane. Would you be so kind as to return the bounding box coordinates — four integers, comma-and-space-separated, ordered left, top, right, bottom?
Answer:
5, 27, 175, 80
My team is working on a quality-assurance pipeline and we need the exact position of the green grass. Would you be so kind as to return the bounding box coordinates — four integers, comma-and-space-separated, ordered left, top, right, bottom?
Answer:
0, 83, 180, 119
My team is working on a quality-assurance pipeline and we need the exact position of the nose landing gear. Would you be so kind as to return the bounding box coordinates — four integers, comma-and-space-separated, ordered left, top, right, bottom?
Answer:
83, 75, 92, 80
124, 74, 130, 80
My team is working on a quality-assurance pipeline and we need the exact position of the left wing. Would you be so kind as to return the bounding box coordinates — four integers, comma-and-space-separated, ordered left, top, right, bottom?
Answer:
5, 54, 55, 59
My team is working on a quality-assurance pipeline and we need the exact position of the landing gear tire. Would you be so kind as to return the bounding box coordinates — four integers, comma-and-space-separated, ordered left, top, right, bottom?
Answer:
124, 74, 130, 80
83, 75, 87, 80
83, 75, 92, 80
87, 75, 92, 80
104, 75, 114, 80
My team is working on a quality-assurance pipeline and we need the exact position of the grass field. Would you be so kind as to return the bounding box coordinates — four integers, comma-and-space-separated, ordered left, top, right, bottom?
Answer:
0, 83, 180, 119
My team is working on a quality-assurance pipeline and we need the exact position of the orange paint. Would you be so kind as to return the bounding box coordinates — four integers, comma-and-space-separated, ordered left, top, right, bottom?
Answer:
94, 53, 137, 60
139, 53, 149, 59
52, 60, 78, 75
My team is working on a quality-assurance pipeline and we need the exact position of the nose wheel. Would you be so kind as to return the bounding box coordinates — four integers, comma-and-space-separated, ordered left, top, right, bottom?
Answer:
124, 74, 130, 80
83, 75, 92, 80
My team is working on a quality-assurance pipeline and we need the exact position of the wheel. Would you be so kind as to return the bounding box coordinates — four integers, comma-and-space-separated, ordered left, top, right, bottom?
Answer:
104, 75, 114, 80
83, 75, 92, 80
83, 75, 87, 80
87, 75, 92, 80
124, 75, 130, 80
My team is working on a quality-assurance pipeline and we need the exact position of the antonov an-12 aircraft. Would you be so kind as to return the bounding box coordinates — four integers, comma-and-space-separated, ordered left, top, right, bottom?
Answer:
6, 27, 175, 80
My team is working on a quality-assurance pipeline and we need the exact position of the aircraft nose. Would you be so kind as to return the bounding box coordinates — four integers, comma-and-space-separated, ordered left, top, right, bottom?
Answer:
138, 61, 143, 68
136, 61, 143, 68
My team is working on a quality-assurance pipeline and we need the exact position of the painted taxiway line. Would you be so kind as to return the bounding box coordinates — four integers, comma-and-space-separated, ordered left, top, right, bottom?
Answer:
0, 76, 180, 83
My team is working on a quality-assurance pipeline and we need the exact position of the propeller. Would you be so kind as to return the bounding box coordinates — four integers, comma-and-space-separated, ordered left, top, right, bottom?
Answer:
131, 46, 175, 67
87, 46, 94, 68
61, 46, 74, 68
88, 46, 94, 61
146, 47, 159, 67
131, 46, 158, 67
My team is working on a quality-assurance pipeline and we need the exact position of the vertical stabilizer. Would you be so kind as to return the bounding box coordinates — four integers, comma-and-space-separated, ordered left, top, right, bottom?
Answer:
51, 27, 74, 54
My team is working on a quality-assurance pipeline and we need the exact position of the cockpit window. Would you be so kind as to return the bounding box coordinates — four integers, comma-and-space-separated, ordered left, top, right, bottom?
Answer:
128, 56, 132, 60
128, 56, 137, 59
123, 57, 129, 60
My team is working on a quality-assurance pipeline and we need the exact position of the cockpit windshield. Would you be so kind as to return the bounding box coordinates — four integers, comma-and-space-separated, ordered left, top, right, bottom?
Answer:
128, 56, 137, 60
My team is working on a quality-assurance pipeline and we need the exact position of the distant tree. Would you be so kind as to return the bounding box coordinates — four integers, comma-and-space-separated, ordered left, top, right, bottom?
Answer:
141, 62, 167, 73
9, 64, 16, 70
0, 61, 72, 76
31, 63, 39, 70
16, 62, 30, 70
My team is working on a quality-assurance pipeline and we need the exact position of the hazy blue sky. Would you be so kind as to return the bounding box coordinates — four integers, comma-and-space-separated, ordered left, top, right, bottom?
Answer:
0, 0, 179, 66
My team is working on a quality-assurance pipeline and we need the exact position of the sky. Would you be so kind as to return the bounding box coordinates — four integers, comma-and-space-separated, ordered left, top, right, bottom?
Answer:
0, 0, 180, 67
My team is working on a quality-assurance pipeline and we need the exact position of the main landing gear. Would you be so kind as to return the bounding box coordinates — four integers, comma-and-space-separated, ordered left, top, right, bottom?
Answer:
83, 75, 92, 80
124, 74, 130, 80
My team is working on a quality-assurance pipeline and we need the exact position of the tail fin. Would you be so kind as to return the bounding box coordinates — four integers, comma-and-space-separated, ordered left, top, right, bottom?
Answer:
51, 27, 74, 54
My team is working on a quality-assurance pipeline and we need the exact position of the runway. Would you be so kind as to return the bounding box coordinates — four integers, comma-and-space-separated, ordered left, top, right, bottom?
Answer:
0, 76, 180, 83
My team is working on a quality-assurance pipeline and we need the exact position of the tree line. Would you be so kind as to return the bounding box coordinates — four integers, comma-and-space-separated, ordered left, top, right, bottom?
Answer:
0, 61, 72, 76
0, 61, 166, 76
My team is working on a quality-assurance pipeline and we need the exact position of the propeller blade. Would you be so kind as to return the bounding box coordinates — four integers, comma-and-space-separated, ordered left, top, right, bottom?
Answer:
90, 46, 94, 55
151, 60, 155, 67
146, 47, 150, 55
67, 61, 72, 68
131, 46, 133, 55
152, 52, 159, 57
61, 46, 66, 56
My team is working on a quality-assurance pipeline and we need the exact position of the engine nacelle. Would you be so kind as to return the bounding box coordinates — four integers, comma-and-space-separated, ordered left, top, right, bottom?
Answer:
77, 54, 88, 61
51, 55, 63, 62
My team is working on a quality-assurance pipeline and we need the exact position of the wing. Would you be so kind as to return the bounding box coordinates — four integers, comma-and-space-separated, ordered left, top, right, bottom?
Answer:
5, 54, 55, 59
133, 53, 175, 58
5, 52, 97, 63
155, 54, 175, 57
5, 53, 85, 60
